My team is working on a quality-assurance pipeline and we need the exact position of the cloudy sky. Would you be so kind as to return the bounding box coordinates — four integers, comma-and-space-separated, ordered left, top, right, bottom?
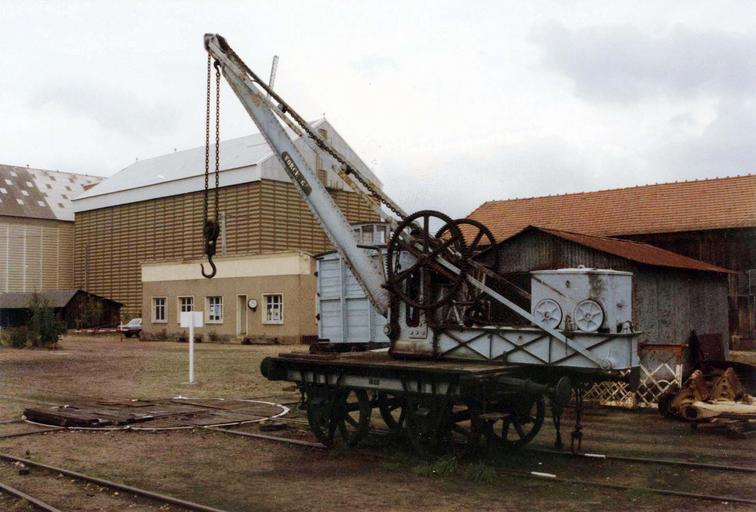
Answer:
2, 1, 755, 217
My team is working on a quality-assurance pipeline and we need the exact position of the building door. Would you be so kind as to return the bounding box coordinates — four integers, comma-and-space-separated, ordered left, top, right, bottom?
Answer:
237, 295, 247, 337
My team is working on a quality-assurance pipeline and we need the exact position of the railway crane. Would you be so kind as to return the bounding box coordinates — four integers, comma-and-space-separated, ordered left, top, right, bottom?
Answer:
202, 34, 639, 455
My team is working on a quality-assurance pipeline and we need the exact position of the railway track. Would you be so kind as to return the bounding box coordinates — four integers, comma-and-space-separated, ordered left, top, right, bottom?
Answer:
207, 416, 756, 507
0, 394, 752, 508
0, 452, 232, 512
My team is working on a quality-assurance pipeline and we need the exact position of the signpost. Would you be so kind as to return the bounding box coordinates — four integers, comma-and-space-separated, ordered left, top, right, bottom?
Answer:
180, 311, 204, 384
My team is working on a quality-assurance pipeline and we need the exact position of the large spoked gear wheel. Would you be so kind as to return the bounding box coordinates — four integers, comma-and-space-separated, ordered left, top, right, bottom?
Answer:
436, 218, 498, 270
386, 210, 469, 310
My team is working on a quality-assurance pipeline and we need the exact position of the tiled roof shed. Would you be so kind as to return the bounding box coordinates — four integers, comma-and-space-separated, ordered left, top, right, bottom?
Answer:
491, 226, 731, 349
467, 175, 756, 241
532, 227, 733, 274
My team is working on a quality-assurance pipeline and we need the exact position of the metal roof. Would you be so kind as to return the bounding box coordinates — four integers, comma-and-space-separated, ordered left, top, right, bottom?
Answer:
468, 174, 756, 240
0, 290, 122, 309
74, 118, 383, 212
0, 165, 101, 222
511, 226, 734, 273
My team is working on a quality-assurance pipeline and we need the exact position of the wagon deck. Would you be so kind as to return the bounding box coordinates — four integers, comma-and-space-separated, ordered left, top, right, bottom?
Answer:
276, 350, 517, 375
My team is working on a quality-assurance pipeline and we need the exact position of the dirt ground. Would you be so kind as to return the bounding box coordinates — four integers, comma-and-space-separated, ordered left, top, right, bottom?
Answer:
0, 336, 754, 511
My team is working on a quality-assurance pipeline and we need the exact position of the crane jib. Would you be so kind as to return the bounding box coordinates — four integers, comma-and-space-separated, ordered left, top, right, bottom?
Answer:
281, 152, 312, 195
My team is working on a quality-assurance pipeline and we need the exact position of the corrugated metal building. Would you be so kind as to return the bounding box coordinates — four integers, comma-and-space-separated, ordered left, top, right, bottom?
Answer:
73, 119, 378, 318
0, 165, 101, 293
467, 175, 756, 342
491, 227, 732, 357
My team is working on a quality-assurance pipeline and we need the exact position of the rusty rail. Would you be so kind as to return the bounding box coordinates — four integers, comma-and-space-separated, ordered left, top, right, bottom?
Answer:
0, 481, 64, 512
0, 453, 232, 512
500, 468, 756, 506
527, 447, 756, 474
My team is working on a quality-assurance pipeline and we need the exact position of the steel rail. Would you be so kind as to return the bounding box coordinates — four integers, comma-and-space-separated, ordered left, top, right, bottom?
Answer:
0, 428, 63, 440
0, 453, 232, 512
527, 446, 756, 474
499, 468, 756, 506
203, 426, 327, 449
0, 481, 64, 512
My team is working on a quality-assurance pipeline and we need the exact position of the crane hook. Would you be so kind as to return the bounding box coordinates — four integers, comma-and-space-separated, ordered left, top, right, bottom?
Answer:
200, 219, 220, 279
200, 256, 217, 279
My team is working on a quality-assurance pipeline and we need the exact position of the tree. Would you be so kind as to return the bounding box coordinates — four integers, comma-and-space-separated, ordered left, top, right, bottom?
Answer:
26, 293, 65, 347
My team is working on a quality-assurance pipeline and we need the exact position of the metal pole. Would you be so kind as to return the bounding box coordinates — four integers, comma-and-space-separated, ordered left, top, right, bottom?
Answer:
189, 316, 195, 384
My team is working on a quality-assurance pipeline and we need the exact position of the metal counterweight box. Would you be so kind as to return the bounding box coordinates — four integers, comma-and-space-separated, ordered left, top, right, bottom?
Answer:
531, 268, 632, 334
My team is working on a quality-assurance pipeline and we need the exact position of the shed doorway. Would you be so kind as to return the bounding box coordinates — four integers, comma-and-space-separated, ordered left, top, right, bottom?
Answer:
237, 295, 248, 336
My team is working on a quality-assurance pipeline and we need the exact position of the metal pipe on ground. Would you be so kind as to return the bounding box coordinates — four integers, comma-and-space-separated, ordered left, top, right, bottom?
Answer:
203, 426, 327, 449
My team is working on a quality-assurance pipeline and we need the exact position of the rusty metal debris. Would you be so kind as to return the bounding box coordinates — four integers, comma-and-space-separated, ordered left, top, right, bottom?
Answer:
659, 367, 756, 437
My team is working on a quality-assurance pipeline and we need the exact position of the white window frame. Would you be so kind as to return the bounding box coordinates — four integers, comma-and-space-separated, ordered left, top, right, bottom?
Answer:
177, 296, 194, 324
152, 297, 167, 324
263, 293, 284, 325
206, 296, 224, 324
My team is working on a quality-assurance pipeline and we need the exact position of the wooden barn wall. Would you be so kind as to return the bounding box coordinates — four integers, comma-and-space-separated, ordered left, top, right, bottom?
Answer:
626, 228, 755, 339
74, 180, 376, 317
634, 270, 728, 348
624, 228, 754, 274
0, 216, 74, 293
494, 231, 729, 345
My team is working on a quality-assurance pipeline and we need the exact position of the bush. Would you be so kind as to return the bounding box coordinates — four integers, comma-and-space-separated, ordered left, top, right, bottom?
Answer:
207, 331, 231, 342
0, 326, 31, 348
27, 293, 65, 347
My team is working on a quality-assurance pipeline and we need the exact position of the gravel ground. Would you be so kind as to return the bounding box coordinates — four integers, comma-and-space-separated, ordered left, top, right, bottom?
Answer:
0, 336, 753, 512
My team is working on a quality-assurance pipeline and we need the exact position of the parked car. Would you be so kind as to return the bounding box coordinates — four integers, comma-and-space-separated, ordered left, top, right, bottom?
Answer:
119, 318, 142, 338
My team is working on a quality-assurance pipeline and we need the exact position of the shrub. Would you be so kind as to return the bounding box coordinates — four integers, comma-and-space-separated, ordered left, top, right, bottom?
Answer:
0, 326, 31, 348
207, 331, 231, 343
26, 294, 64, 347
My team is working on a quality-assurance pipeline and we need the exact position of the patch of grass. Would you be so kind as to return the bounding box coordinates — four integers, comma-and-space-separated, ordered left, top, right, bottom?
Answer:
380, 460, 403, 471
625, 487, 655, 499
462, 461, 497, 484
12, 498, 30, 511
412, 455, 459, 478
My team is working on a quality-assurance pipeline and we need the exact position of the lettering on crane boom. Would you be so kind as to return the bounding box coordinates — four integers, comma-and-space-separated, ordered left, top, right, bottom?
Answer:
281, 152, 312, 195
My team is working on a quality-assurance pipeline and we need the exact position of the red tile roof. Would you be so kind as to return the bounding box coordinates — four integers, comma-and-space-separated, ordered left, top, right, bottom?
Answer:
467, 175, 756, 241
517, 226, 733, 273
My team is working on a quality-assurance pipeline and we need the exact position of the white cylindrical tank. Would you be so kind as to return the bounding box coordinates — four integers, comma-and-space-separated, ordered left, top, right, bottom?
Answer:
530, 268, 632, 333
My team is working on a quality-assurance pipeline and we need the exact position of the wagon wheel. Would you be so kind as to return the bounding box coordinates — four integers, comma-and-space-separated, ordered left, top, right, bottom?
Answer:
307, 388, 370, 447
377, 392, 406, 432
436, 218, 498, 270
386, 210, 469, 310
403, 395, 453, 457
448, 402, 483, 454
482, 395, 545, 449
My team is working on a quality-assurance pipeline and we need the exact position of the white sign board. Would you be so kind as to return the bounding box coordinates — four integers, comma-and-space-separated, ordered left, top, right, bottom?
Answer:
180, 311, 204, 328
180, 311, 203, 384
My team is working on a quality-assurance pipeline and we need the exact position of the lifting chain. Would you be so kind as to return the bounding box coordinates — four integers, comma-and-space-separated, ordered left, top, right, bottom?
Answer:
201, 54, 222, 278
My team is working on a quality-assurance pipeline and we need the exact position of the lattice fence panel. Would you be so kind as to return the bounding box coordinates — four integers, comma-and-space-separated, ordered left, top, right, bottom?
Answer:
584, 345, 684, 409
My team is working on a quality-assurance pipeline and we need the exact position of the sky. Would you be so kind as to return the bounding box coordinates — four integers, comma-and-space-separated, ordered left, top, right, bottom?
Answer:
1, 1, 756, 218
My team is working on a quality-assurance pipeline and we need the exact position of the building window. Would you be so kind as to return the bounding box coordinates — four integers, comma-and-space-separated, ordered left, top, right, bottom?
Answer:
263, 294, 284, 324
152, 297, 166, 323
207, 296, 223, 323
178, 296, 194, 323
